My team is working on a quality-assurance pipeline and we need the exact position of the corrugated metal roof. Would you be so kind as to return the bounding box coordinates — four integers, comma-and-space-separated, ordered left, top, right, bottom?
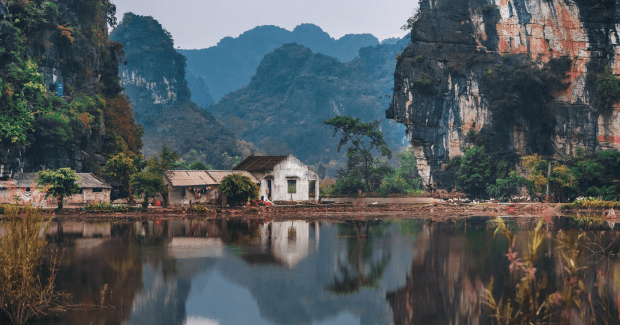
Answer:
164, 170, 216, 187
233, 155, 288, 171
0, 173, 111, 188
207, 170, 259, 184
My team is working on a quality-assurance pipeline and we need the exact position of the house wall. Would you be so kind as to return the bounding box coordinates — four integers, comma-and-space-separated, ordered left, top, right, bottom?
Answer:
0, 187, 110, 207
257, 155, 319, 202
66, 188, 111, 204
166, 184, 217, 206
0, 188, 53, 207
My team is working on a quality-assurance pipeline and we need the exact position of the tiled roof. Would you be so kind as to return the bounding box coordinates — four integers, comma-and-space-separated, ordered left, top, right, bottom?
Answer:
233, 155, 288, 171
75, 173, 112, 188
164, 170, 216, 187
207, 170, 259, 183
0, 173, 111, 188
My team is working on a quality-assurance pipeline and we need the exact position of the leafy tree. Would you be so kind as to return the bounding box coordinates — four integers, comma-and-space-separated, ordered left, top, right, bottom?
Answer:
596, 67, 620, 112
456, 146, 492, 198
569, 148, 620, 201
159, 144, 180, 171
521, 154, 549, 194
549, 164, 577, 202
324, 116, 391, 192
222, 152, 242, 168
130, 170, 164, 209
487, 170, 525, 201
144, 145, 183, 207
188, 159, 211, 170
35, 168, 81, 209
105, 152, 139, 204
219, 174, 259, 206
378, 148, 422, 196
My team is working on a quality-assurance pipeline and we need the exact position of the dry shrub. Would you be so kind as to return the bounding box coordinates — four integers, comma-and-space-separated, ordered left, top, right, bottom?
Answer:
0, 205, 64, 324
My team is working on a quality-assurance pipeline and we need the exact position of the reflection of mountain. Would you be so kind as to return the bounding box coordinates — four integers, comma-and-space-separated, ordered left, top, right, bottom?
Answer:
386, 221, 497, 325
215, 223, 403, 325
48, 220, 415, 325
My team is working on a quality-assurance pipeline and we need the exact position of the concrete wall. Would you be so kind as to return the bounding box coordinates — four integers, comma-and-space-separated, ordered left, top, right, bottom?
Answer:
0, 187, 109, 207
66, 188, 111, 204
165, 181, 218, 206
257, 155, 319, 202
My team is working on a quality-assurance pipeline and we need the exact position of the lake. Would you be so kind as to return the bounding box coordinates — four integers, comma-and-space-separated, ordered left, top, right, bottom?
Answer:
21, 215, 620, 324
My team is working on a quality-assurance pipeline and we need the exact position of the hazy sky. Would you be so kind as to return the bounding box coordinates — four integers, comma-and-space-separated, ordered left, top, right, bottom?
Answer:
110, 0, 418, 49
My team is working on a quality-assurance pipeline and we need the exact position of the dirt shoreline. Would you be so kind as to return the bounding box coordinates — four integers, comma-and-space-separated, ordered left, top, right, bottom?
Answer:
1, 202, 608, 222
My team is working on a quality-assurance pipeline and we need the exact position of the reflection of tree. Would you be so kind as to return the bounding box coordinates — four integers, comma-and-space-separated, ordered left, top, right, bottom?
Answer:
327, 222, 391, 294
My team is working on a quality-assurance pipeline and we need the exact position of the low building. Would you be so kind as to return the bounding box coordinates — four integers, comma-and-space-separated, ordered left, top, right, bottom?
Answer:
0, 173, 112, 207
233, 155, 319, 202
163, 170, 259, 206
163, 170, 216, 206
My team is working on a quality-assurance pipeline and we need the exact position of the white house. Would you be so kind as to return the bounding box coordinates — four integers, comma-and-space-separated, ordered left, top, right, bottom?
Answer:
233, 155, 319, 202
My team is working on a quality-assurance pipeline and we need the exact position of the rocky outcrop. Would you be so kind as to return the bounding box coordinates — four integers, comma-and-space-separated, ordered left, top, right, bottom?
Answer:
111, 13, 242, 168
0, 0, 129, 178
387, 0, 620, 189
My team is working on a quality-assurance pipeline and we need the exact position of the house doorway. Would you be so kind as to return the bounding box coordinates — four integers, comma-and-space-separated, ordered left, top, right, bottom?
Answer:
267, 179, 272, 200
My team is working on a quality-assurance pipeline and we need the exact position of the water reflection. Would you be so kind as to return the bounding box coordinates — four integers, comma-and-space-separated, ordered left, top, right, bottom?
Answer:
30, 216, 620, 325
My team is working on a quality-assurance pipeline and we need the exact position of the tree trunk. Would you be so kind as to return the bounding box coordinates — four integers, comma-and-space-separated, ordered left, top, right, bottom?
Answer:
142, 194, 149, 209
127, 185, 134, 205
162, 188, 169, 208
57, 196, 64, 210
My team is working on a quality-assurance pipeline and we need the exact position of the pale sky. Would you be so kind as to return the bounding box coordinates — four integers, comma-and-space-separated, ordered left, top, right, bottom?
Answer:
111, 0, 418, 49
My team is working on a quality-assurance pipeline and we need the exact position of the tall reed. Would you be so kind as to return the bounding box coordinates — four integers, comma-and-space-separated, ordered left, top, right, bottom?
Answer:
0, 204, 63, 324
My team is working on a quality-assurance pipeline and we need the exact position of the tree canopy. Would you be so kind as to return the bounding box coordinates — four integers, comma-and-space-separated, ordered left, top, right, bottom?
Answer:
36, 168, 81, 209
324, 116, 391, 192
219, 174, 259, 206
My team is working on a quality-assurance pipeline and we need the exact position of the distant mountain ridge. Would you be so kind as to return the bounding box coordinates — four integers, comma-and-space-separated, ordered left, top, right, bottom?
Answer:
180, 24, 379, 102
110, 13, 241, 168
209, 40, 410, 175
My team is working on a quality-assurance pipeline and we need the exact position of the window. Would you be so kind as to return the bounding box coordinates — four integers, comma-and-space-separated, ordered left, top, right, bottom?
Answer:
93, 188, 103, 193
309, 180, 316, 194
287, 180, 297, 194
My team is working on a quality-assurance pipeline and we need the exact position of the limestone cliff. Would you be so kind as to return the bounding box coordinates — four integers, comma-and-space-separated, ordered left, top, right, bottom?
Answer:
387, 0, 620, 189
110, 13, 242, 168
0, 0, 140, 178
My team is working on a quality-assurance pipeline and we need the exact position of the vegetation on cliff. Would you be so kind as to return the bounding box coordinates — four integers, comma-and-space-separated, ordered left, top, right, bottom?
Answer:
210, 41, 408, 172
110, 13, 241, 169
450, 145, 620, 202
0, 0, 142, 174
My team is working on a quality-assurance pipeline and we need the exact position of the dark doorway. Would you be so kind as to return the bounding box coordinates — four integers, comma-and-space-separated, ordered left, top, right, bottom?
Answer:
267, 179, 272, 199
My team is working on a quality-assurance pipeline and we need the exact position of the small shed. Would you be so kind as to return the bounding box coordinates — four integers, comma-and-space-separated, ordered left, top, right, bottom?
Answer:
233, 154, 319, 202
163, 170, 260, 207
163, 170, 216, 206
0, 173, 112, 206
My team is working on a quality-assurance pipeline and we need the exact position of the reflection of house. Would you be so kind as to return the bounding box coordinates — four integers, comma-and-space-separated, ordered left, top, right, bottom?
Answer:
0, 173, 111, 206
166, 238, 224, 259
234, 155, 319, 202
164, 170, 259, 206
271, 221, 311, 268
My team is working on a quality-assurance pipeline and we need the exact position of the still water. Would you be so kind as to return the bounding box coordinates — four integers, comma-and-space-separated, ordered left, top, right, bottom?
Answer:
37, 216, 620, 324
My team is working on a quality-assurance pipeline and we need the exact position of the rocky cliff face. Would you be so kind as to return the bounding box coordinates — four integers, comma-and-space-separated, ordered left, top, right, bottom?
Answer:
110, 13, 241, 168
0, 0, 138, 178
387, 0, 620, 189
